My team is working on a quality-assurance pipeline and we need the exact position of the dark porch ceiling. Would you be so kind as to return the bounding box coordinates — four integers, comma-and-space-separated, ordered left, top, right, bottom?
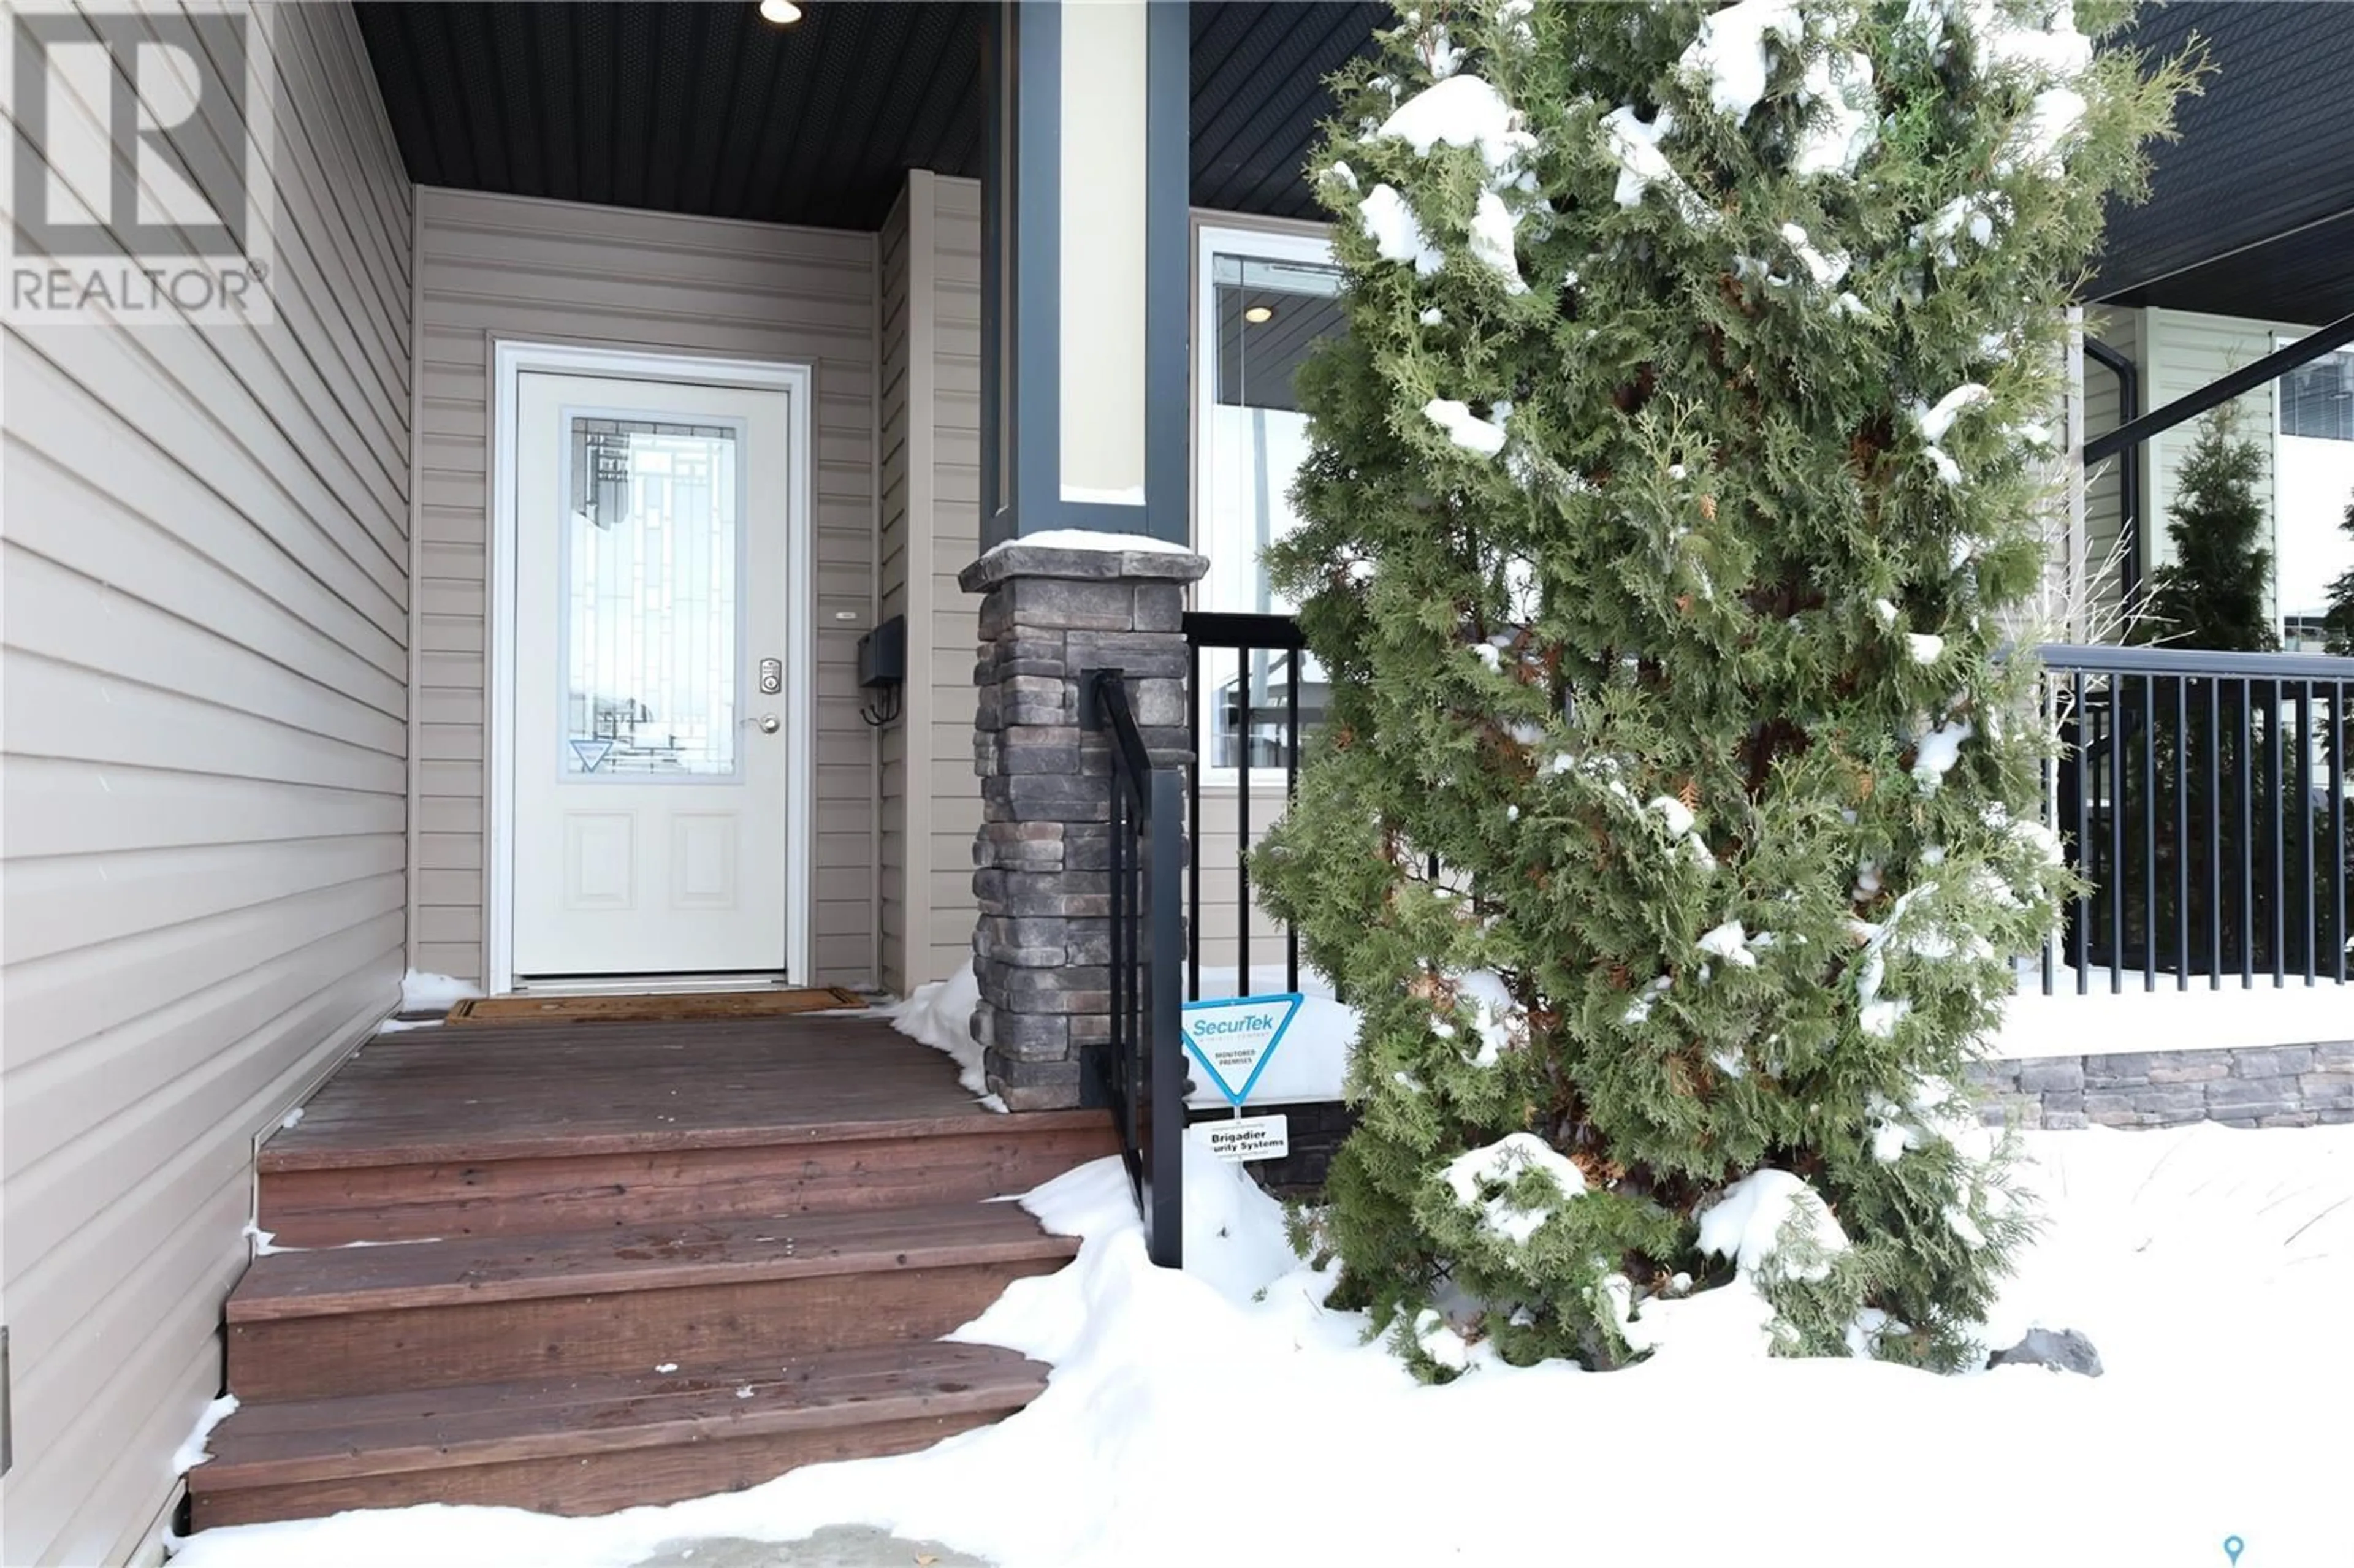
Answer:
2092, 1, 2354, 329
358, 1, 2352, 322
354, 1, 1380, 232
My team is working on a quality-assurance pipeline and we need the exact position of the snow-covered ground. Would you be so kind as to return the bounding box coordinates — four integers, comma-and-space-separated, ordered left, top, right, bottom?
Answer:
173, 1122, 2354, 1568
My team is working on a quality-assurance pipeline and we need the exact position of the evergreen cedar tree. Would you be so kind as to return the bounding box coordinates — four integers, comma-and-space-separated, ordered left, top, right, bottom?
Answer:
2138, 408, 2276, 653
2324, 493, 2354, 657
1254, 0, 2191, 1376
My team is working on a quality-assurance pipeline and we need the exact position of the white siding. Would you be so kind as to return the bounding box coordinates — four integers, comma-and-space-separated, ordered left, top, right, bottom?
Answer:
881, 173, 985, 993
411, 188, 881, 986
0, 7, 413, 1562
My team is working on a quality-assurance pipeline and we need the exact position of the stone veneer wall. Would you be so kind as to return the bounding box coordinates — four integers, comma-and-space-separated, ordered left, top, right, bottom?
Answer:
960, 541, 1207, 1109
1967, 1041, 2354, 1129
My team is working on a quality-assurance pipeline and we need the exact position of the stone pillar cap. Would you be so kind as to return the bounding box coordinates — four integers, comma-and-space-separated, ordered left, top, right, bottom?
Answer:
961, 530, 1209, 593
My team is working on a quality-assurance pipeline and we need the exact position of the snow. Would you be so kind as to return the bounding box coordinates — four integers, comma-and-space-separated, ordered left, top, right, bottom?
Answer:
1916, 193, 2011, 268
1374, 74, 1535, 175
1466, 189, 1527, 292
372, 1017, 442, 1035
1792, 48, 1879, 177
1924, 446, 1962, 485
1647, 795, 1695, 837
2005, 85, 2089, 172
399, 970, 481, 1012
1325, 159, 1358, 192
1911, 715, 1974, 793
1417, 305, 1443, 325
1698, 1168, 1850, 1280
172, 1395, 240, 1473
880, 963, 1005, 1112
981, 529, 1197, 558
1422, 398, 1507, 457
1598, 105, 1712, 225
1908, 633, 1946, 664
1442, 969, 1523, 1068
170, 1123, 2354, 1568
1441, 1132, 1586, 1245
1678, 0, 1804, 123
1861, 997, 1914, 1038
1620, 974, 1672, 1026
1993, 969, 2354, 1059
1917, 382, 1991, 443
1356, 183, 1440, 274
1697, 919, 1759, 969
1908, 0, 2092, 80
1777, 222, 1848, 287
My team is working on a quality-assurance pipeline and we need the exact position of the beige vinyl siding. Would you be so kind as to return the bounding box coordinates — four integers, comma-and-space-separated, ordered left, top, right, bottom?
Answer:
1190, 784, 1294, 984
882, 172, 986, 994
2086, 306, 2314, 614
411, 188, 880, 987
0, 7, 413, 1562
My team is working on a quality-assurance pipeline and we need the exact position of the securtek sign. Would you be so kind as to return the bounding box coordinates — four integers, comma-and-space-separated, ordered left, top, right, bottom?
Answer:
1178, 993, 1302, 1108
5, 1, 274, 325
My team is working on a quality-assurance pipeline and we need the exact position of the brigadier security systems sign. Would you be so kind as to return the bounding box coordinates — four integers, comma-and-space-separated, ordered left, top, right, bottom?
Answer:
1180, 994, 1302, 1162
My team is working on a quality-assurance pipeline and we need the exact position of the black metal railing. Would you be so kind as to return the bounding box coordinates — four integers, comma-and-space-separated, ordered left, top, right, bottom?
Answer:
1183, 611, 1314, 1002
2037, 644, 2352, 994
1084, 668, 1185, 1268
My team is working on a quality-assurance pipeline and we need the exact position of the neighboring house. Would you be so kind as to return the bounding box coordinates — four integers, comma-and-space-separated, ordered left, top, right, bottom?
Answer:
0, 2, 2347, 1564
2082, 305, 2354, 645
2076, 2, 2354, 642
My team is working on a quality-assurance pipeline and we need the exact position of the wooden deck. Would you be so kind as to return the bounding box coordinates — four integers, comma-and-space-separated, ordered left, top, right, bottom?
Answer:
267, 1011, 1008, 1165
192, 1011, 1120, 1526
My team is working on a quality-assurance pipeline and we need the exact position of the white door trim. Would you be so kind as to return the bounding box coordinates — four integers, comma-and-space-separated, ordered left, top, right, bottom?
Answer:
487, 340, 815, 994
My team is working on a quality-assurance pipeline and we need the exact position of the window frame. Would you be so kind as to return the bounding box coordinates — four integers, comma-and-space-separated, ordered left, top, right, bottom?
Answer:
1188, 213, 1338, 793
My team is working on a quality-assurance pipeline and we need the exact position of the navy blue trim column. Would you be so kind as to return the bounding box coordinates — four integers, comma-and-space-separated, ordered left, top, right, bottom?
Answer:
967, 1, 1205, 1111
979, 0, 1189, 548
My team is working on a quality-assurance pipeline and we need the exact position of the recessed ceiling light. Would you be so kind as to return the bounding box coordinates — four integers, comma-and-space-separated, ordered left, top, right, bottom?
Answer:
1244, 305, 1274, 324
759, 0, 803, 25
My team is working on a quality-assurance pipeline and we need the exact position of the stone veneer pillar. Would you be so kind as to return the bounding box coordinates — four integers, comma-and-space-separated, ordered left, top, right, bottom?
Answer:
958, 539, 1209, 1110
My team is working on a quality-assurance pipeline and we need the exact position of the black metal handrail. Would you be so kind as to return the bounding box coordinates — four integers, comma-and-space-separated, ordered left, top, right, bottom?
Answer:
1084, 667, 1184, 1268
1183, 611, 1311, 1002
2035, 644, 2351, 994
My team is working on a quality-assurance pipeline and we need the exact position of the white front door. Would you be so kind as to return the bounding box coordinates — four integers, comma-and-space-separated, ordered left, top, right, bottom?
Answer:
511, 372, 796, 978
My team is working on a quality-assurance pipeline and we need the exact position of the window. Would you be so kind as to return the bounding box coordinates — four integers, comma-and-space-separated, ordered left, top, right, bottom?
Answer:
1194, 224, 1347, 774
559, 416, 745, 778
2281, 348, 2354, 442
2276, 338, 2354, 627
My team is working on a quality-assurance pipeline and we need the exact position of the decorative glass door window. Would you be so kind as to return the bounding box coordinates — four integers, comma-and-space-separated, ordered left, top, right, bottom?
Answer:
559, 415, 745, 778
1195, 230, 1347, 772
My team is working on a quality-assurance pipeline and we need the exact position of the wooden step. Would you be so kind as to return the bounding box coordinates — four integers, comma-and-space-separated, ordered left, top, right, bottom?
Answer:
226, 1203, 1078, 1402
257, 1111, 1119, 1246
189, 1340, 1046, 1528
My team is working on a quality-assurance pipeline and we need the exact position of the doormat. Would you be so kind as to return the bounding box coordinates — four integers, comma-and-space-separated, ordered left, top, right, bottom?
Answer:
446, 988, 869, 1025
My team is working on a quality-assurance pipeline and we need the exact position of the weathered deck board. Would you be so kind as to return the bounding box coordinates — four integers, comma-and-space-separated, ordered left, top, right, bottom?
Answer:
262, 1013, 1034, 1166
197, 1010, 1111, 1523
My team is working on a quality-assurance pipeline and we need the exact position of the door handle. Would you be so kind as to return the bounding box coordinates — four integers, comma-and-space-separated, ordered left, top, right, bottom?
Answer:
756, 714, 780, 734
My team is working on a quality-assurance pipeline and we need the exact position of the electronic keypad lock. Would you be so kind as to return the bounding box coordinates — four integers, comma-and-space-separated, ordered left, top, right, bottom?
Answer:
758, 657, 783, 695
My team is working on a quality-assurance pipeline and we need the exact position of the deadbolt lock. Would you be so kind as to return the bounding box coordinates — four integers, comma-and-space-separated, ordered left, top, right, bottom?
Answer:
758, 657, 783, 695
